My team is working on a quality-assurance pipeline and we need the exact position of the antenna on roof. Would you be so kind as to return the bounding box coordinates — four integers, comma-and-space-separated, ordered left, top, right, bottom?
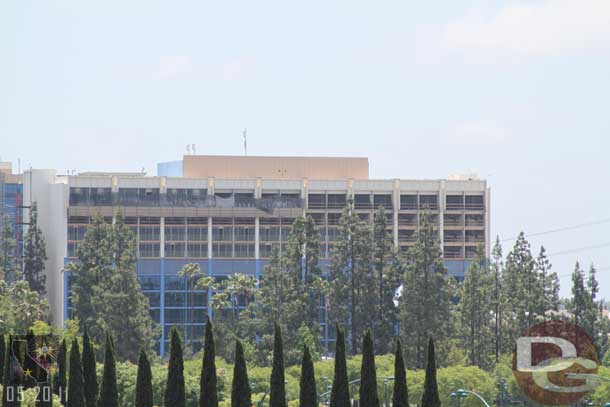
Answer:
242, 128, 247, 156
186, 144, 191, 155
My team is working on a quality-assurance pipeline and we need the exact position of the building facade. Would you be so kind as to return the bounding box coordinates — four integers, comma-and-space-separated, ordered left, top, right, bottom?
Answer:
24, 156, 490, 356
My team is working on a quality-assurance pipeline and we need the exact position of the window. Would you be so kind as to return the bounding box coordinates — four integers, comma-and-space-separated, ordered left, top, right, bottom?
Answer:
139, 243, 160, 257
234, 227, 255, 241
187, 227, 207, 241
187, 243, 208, 258
234, 243, 255, 258
308, 194, 325, 209
165, 243, 185, 257
400, 195, 417, 210
144, 292, 160, 307
327, 194, 346, 209
165, 277, 185, 290
373, 194, 392, 210
213, 243, 233, 257
354, 194, 371, 209
419, 194, 438, 210
139, 275, 161, 291
165, 292, 186, 307
139, 226, 160, 241
212, 227, 233, 241
165, 226, 185, 241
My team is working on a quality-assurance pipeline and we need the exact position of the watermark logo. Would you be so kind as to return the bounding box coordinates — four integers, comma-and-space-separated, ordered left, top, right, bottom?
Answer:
3, 333, 60, 403
512, 320, 600, 406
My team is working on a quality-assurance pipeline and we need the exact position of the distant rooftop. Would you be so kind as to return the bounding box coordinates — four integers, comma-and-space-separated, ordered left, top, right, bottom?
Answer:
182, 155, 369, 180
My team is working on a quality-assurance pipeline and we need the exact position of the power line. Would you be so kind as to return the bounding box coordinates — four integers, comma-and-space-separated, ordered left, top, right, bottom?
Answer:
558, 266, 610, 278
547, 242, 610, 257
499, 217, 610, 242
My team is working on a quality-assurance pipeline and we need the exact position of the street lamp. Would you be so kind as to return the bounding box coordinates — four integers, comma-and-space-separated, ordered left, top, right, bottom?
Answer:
450, 389, 468, 407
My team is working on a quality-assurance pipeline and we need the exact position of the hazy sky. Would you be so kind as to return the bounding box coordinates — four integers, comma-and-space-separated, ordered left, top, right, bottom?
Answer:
3, 0, 610, 298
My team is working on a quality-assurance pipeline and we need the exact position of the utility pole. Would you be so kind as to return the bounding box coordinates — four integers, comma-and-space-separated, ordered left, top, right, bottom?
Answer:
242, 128, 248, 156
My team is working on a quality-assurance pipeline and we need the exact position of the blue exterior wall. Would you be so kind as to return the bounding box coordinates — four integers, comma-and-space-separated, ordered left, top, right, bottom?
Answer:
65, 256, 469, 357
0, 182, 23, 259
157, 161, 183, 177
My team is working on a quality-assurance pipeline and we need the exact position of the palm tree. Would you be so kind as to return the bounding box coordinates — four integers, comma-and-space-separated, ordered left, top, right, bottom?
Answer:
178, 263, 202, 348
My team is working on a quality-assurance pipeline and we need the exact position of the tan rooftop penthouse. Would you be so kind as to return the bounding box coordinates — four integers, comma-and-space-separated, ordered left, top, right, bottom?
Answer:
183, 155, 369, 180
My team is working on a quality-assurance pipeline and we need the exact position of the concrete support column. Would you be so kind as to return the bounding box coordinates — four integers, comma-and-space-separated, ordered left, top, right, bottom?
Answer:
392, 179, 399, 248
302, 179, 308, 217
255, 178, 262, 199
160, 217, 165, 258
255, 217, 260, 260
207, 217, 213, 260
439, 181, 445, 254
207, 216, 213, 320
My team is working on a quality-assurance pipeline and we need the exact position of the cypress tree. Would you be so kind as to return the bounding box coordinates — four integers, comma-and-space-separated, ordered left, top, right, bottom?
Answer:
98, 334, 118, 407
359, 330, 379, 407
82, 326, 98, 407
53, 339, 67, 405
200, 317, 218, 407
231, 340, 251, 407
330, 327, 350, 407
392, 339, 408, 407
269, 324, 286, 407
2, 337, 20, 407
299, 345, 317, 407
23, 202, 48, 295
421, 337, 440, 407
67, 339, 85, 407
0, 335, 5, 383
135, 350, 153, 407
165, 328, 185, 407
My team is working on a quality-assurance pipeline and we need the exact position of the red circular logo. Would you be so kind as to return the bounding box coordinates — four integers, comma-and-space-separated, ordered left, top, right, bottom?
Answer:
512, 320, 599, 405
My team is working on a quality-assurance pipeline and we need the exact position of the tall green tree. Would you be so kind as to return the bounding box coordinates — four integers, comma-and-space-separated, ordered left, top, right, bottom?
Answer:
329, 327, 350, 407
399, 212, 453, 368
569, 262, 588, 328
329, 199, 374, 354
94, 213, 157, 361
165, 328, 185, 407
299, 345, 317, 407
371, 206, 401, 354
359, 330, 379, 407
231, 340, 251, 407
392, 339, 408, 407
456, 248, 494, 369
53, 339, 67, 405
82, 326, 98, 407
490, 237, 503, 361
200, 317, 218, 407
22, 203, 47, 295
501, 233, 541, 348
135, 350, 153, 407
69, 213, 156, 362
98, 334, 118, 407
421, 337, 440, 407
67, 214, 113, 330
67, 339, 85, 407
269, 324, 286, 407
537, 246, 559, 317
